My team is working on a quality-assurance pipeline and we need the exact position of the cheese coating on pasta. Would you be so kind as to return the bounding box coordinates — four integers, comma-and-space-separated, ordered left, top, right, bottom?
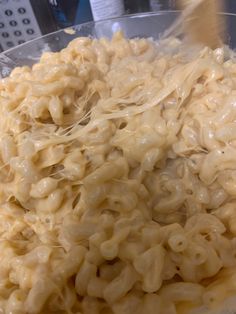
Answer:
1, 32, 236, 314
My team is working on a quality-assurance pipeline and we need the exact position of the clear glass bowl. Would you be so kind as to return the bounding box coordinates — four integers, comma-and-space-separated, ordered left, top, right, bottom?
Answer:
1, 10, 236, 314
1, 11, 236, 77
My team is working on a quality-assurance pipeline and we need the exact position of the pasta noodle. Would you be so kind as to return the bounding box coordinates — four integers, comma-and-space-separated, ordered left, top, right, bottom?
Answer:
1, 30, 236, 313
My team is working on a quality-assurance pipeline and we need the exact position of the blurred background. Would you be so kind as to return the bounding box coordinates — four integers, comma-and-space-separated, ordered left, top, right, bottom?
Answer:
0, 0, 235, 52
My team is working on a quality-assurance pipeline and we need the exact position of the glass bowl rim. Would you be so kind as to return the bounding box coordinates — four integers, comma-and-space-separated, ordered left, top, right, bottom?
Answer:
1, 10, 236, 55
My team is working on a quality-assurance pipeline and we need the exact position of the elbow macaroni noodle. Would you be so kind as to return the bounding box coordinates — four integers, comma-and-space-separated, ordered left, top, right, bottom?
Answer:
1, 31, 236, 313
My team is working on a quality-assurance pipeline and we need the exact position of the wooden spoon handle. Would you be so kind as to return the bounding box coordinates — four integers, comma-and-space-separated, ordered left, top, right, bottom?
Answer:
178, 0, 225, 49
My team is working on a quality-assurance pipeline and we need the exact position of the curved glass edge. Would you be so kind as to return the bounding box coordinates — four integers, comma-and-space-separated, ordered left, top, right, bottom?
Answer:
0, 11, 236, 78
3, 10, 179, 54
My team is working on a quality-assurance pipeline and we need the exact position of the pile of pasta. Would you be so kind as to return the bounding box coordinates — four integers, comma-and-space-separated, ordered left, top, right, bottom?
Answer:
1, 31, 236, 314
